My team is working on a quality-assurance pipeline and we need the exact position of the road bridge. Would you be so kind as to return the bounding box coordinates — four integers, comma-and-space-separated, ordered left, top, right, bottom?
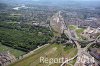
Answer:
50, 11, 99, 66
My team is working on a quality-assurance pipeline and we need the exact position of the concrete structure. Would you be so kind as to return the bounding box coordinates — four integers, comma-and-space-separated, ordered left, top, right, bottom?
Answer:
82, 26, 100, 39
50, 11, 67, 34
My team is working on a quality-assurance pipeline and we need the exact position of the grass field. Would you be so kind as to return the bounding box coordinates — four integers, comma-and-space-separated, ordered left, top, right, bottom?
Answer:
0, 43, 25, 57
9, 44, 77, 66
68, 25, 77, 30
76, 28, 86, 40
68, 25, 85, 40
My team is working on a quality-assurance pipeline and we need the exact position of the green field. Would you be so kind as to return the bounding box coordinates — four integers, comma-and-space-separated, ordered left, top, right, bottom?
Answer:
68, 25, 77, 30
9, 44, 77, 66
0, 43, 25, 57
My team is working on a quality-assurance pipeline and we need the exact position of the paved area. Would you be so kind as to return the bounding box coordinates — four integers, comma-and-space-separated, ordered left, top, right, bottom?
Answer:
50, 11, 99, 66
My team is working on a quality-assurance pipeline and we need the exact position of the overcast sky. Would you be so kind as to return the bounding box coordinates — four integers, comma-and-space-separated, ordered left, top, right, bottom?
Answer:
32, 0, 100, 1
74, 0, 100, 1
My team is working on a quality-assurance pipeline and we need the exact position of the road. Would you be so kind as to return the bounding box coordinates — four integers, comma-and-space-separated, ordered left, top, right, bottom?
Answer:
50, 11, 99, 66
64, 29, 98, 66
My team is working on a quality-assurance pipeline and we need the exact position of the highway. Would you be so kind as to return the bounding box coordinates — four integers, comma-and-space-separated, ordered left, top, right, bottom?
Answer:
50, 11, 99, 66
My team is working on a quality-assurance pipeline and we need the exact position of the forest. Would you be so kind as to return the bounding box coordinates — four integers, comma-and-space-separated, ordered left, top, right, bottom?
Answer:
0, 22, 53, 52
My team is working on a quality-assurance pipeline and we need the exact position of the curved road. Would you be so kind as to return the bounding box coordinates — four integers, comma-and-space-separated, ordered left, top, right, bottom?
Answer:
50, 11, 99, 66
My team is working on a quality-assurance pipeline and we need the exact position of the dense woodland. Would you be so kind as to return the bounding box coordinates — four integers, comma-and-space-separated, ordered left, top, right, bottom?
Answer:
0, 22, 53, 52
0, 3, 56, 52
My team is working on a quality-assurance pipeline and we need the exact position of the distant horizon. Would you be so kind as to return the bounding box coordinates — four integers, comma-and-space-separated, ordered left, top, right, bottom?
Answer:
0, 0, 100, 7
32, 0, 100, 1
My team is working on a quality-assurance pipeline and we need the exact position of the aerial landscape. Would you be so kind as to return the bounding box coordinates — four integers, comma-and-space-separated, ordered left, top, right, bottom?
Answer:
0, 0, 100, 66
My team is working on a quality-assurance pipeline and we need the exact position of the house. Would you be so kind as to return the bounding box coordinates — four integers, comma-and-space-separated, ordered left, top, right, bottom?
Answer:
82, 27, 100, 39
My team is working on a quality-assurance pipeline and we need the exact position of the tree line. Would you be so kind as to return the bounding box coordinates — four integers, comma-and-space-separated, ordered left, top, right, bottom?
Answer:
0, 22, 53, 52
